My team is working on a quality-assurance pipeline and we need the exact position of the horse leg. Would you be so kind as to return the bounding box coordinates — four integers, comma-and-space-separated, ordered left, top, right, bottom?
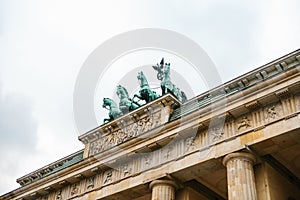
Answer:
134, 93, 141, 99
161, 86, 165, 95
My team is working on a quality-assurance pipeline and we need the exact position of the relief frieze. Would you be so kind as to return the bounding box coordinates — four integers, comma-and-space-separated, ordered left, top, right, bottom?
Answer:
185, 136, 196, 152
55, 189, 63, 200
90, 112, 162, 156
209, 127, 224, 142
103, 170, 113, 185
142, 154, 153, 170
237, 116, 251, 130
267, 105, 277, 119
264, 103, 283, 122
86, 176, 95, 190
70, 183, 79, 196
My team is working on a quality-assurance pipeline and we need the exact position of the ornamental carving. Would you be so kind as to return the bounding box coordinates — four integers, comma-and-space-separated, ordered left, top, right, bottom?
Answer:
209, 127, 224, 141
103, 170, 113, 184
144, 154, 152, 167
267, 106, 277, 119
55, 189, 62, 200
86, 177, 95, 190
70, 183, 79, 196
121, 163, 132, 177
185, 136, 196, 151
237, 116, 251, 130
264, 103, 283, 122
164, 145, 173, 160
90, 112, 162, 156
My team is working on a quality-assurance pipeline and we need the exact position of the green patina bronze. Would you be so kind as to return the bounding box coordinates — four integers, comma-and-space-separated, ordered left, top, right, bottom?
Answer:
116, 85, 141, 114
102, 97, 123, 123
152, 58, 165, 80
102, 58, 187, 124
160, 60, 187, 102
134, 71, 160, 103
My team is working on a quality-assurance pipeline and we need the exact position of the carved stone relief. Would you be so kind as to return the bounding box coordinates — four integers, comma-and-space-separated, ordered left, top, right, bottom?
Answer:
55, 189, 62, 200
90, 112, 162, 156
70, 183, 79, 196
164, 145, 174, 160
124, 123, 138, 138
142, 154, 153, 169
185, 136, 196, 152
264, 103, 283, 122
137, 115, 153, 132
267, 106, 277, 119
237, 116, 251, 130
90, 139, 105, 156
86, 176, 95, 190
121, 163, 132, 178
209, 127, 224, 142
103, 170, 113, 185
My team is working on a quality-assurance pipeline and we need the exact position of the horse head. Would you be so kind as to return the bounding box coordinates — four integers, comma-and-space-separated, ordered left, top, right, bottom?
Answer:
116, 85, 129, 99
137, 71, 143, 78
102, 97, 111, 108
137, 71, 149, 87
116, 85, 122, 97
164, 63, 170, 73
162, 63, 171, 81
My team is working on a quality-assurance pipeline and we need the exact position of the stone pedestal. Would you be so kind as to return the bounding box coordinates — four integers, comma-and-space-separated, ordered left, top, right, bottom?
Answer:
223, 152, 257, 200
150, 180, 178, 200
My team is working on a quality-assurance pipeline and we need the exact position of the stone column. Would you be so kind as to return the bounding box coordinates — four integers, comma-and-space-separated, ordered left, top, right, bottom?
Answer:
149, 180, 178, 200
223, 152, 257, 200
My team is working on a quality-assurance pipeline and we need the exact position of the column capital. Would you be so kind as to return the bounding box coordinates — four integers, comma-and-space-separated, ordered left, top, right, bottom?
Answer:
149, 180, 178, 190
223, 152, 256, 166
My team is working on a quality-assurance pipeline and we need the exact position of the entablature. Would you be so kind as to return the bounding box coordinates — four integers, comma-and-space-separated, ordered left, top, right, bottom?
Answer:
78, 94, 181, 157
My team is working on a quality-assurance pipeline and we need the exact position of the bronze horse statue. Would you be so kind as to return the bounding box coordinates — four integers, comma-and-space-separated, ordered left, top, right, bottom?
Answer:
102, 98, 123, 123
160, 62, 187, 102
116, 85, 141, 114
134, 71, 160, 103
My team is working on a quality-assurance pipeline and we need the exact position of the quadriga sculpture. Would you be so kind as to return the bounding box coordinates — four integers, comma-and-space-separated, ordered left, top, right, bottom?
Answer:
134, 71, 160, 103
116, 85, 141, 114
102, 98, 122, 123
159, 60, 187, 102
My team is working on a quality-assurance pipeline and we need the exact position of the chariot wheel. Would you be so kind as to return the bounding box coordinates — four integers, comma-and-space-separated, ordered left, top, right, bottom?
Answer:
157, 72, 163, 80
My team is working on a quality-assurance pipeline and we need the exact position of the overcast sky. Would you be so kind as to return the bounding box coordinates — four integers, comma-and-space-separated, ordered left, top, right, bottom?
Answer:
0, 0, 299, 195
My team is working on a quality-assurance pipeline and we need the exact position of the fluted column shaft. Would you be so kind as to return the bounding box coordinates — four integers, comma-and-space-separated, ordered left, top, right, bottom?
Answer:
223, 152, 257, 200
150, 180, 177, 200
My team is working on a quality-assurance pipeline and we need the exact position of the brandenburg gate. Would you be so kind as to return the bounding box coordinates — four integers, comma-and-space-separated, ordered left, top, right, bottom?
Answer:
1, 50, 300, 200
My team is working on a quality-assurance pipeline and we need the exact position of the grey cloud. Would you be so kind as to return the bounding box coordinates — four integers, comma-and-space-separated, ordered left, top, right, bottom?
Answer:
0, 86, 38, 194
0, 91, 38, 151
